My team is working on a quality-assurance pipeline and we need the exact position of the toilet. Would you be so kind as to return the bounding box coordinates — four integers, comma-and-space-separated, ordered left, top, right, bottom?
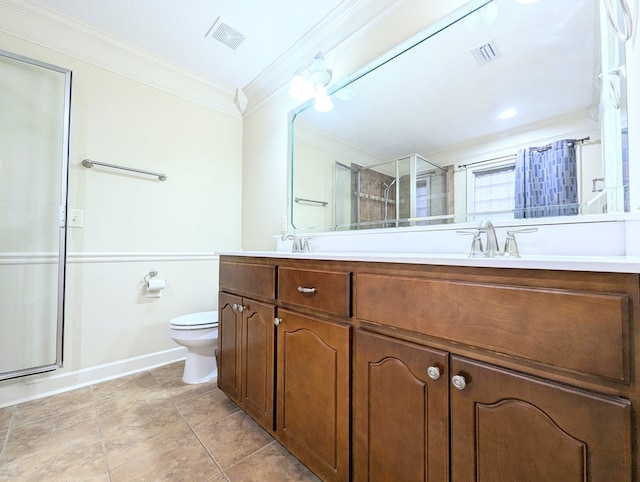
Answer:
169, 311, 218, 384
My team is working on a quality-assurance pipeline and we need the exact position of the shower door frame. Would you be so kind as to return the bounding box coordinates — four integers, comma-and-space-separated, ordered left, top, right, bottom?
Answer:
0, 49, 71, 380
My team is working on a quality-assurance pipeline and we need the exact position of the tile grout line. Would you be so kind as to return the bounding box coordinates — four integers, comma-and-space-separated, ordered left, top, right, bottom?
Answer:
89, 383, 114, 482
0, 407, 16, 465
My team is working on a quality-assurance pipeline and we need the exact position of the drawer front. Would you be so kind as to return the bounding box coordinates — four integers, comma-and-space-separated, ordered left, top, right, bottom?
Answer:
279, 267, 351, 317
219, 261, 276, 299
356, 273, 630, 382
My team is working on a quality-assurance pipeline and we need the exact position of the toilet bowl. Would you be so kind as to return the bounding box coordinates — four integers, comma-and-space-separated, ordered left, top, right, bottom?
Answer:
169, 311, 218, 384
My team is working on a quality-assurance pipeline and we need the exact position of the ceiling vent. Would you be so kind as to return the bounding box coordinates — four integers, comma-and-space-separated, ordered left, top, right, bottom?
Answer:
470, 40, 501, 65
206, 17, 245, 50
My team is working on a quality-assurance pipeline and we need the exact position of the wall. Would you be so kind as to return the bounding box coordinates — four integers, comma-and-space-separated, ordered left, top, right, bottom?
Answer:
0, 9, 242, 406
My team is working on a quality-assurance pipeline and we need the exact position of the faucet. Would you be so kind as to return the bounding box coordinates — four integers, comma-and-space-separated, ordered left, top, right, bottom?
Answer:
477, 219, 500, 257
281, 234, 311, 253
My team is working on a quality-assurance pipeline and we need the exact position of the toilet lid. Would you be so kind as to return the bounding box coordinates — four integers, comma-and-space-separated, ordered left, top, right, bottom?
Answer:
170, 311, 218, 329
170, 321, 217, 330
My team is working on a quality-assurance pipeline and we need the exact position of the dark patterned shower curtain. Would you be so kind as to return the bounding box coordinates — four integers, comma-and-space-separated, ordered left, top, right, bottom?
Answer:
514, 139, 579, 218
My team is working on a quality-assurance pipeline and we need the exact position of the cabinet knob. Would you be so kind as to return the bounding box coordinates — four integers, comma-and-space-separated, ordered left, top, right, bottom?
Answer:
274, 317, 282, 326
237, 304, 245, 313
427, 366, 441, 380
451, 375, 467, 391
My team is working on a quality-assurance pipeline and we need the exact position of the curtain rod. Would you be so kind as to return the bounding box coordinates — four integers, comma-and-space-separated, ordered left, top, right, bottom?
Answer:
82, 159, 167, 181
458, 136, 592, 170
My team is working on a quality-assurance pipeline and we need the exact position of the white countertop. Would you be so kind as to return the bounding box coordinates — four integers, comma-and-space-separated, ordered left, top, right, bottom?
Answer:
219, 251, 640, 274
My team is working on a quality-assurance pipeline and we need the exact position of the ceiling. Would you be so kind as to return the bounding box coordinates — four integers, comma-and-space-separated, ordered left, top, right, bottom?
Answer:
28, 0, 349, 91
296, 0, 600, 162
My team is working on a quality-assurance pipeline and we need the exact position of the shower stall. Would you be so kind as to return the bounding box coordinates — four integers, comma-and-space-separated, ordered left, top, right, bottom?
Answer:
0, 50, 71, 380
335, 154, 448, 229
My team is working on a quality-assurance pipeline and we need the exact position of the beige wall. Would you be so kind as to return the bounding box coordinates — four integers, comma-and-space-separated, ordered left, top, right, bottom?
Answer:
0, 28, 242, 404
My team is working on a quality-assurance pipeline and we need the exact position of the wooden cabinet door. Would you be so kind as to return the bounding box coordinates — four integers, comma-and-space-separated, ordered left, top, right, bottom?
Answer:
276, 308, 351, 482
241, 299, 275, 431
218, 292, 242, 404
450, 356, 632, 482
354, 330, 449, 482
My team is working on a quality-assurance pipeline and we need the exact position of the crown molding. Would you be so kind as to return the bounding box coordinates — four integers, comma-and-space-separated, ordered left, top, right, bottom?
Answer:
0, 0, 240, 118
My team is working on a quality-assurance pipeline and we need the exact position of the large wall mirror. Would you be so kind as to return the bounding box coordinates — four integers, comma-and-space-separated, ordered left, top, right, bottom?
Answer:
289, 0, 630, 232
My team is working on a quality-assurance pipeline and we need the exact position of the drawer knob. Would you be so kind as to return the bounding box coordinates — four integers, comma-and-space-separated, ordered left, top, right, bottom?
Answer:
451, 375, 467, 391
274, 317, 282, 326
427, 366, 441, 380
297, 286, 317, 294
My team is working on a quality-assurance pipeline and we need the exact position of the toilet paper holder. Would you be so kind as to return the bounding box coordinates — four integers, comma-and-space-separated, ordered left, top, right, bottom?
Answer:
144, 269, 159, 284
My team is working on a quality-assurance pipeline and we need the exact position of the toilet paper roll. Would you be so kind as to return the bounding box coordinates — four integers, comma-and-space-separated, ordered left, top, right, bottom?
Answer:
147, 278, 166, 290
146, 278, 166, 298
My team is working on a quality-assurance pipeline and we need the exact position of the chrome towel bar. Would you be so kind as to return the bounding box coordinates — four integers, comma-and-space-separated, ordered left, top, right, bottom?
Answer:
294, 197, 327, 206
82, 159, 167, 181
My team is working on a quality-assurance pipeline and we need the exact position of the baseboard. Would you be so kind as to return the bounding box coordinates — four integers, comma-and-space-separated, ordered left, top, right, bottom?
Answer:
0, 347, 188, 408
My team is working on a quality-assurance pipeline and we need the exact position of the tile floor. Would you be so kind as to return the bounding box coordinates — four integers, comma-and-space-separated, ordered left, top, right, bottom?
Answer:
0, 361, 321, 481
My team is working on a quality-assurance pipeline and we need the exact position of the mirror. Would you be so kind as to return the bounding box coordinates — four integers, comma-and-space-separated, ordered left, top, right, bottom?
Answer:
289, 0, 629, 232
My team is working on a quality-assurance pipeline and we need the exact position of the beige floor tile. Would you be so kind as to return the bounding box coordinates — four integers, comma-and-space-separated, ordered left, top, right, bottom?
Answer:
149, 360, 186, 385
225, 442, 321, 482
1, 407, 101, 465
196, 411, 273, 470
161, 377, 218, 403
0, 405, 14, 432
98, 397, 192, 467
12, 387, 94, 427
110, 432, 221, 482
91, 371, 166, 405
80, 473, 111, 482
175, 388, 240, 430
0, 438, 107, 482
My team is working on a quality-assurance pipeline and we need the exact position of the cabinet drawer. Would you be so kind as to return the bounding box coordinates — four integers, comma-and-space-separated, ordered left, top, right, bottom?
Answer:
219, 261, 276, 299
278, 267, 351, 317
356, 273, 630, 382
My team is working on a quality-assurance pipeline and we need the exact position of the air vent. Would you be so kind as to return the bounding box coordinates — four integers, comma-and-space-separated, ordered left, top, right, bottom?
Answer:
470, 40, 501, 65
205, 17, 245, 50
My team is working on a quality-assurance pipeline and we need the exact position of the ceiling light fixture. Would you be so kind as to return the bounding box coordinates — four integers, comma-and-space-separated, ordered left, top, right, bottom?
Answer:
499, 108, 518, 119
289, 52, 334, 112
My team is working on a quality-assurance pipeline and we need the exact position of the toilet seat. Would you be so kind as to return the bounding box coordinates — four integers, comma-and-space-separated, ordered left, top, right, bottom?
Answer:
170, 311, 218, 330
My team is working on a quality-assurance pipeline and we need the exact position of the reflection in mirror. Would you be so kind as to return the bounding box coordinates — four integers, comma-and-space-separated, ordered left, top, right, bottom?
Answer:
289, 0, 630, 232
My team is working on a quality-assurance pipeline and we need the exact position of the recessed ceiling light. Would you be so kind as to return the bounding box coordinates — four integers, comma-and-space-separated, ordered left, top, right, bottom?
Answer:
499, 108, 517, 119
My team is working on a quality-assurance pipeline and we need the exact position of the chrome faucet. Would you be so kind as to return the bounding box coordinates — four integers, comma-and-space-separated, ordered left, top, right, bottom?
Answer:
281, 234, 312, 253
457, 220, 538, 258
477, 219, 500, 257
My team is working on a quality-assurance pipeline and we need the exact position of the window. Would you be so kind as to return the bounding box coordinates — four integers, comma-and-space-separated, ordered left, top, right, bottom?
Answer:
466, 159, 515, 221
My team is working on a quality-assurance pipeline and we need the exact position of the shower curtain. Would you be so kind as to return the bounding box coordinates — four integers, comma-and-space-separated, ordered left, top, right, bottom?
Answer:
514, 139, 579, 218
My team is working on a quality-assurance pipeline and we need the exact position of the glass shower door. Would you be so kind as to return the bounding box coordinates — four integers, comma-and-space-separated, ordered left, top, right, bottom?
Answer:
0, 51, 70, 380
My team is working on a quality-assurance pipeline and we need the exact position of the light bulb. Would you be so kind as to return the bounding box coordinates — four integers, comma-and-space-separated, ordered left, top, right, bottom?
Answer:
314, 87, 333, 112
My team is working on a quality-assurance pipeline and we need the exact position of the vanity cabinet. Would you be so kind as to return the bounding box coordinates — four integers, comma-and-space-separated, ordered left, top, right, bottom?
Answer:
355, 268, 635, 482
219, 255, 639, 482
276, 308, 351, 482
218, 293, 275, 430
218, 261, 276, 431
218, 257, 352, 482
354, 330, 449, 482
450, 355, 631, 481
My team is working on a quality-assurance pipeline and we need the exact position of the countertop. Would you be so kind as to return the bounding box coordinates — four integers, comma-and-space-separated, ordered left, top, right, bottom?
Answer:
218, 251, 640, 274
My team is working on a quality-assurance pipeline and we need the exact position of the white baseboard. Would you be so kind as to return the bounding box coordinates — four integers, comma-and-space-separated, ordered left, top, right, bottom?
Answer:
0, 347, 188, 408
